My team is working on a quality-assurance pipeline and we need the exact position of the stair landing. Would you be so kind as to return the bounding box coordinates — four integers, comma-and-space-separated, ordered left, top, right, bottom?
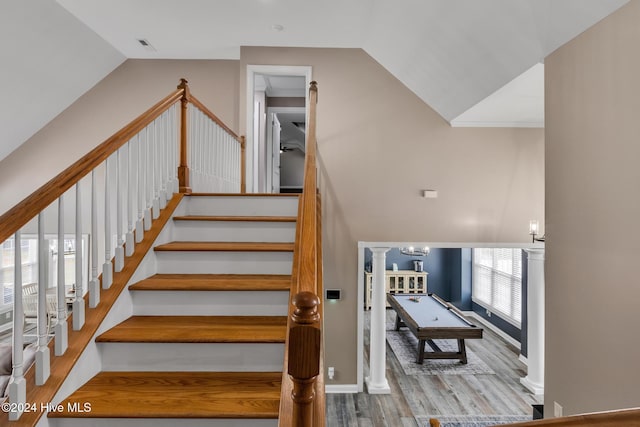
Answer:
48, 371, 282, 418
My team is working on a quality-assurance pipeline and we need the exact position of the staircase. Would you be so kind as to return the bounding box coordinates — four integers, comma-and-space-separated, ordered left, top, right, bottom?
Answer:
47, 193, 299, 426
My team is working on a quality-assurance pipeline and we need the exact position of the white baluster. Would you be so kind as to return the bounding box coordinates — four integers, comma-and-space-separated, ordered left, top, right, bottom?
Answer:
144, 126, 153, 229
192, 109, 196, 189
126, 140, 136, 255
35, 213, 51, 385
191, 109, 198, 190
152, 119, 160, 219
73, 182, 85, 330
172, 104, 179, 194
103, 157, 113, 289
55, 196, 68, 356
215, 125, 221, 192
8, 231, 26, 420
136, 133, 145, 240
89, 170, 100, 308
159, 112, 168, 208
115, 149, 125, 272
164, 112, 172, 202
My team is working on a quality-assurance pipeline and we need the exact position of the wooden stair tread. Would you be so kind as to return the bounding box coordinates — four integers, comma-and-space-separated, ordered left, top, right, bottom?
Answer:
154, 241, 294, 252
174, 215, 296, 222
96, 315, 288, 343
49, 371, 281, 418
187, 192, 298, 197
129, 274, 291, 291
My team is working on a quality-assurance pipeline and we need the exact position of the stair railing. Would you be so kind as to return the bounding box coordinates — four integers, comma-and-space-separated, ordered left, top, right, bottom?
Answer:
279, 81, 326, 427
430, 407, 640, 426
0, 78, 244, 422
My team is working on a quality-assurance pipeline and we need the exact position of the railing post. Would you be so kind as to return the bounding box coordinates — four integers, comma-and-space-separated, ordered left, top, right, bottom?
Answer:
178, 78, 192, 193
36, 212, 50, 385
240, 135, 246, 193
288, 291, 321, 427
8, 231, 26, 421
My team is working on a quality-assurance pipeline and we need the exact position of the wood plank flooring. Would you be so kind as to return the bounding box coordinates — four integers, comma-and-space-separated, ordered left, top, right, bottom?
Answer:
326, 310, 541, 426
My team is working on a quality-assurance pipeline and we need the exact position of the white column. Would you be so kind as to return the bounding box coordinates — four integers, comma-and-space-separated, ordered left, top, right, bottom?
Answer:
521, 248, 545, 395
366, 247, 391, 394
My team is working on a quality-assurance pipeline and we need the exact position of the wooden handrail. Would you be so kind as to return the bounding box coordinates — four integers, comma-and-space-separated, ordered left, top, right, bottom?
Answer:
429, 408, 640, 427
0, 78, 246, 243
279, 81, 324, 427
188, 94, 242, 142
0, 87, 183, 244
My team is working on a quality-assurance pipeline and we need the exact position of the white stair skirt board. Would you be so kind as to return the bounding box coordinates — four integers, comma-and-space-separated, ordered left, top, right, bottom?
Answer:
155, 251, 293, 275
172, 220, 296, 243
131, 291, 290, 316
47, 418, 278, 427
99, 343, 285, 372
185, 195, 298, 217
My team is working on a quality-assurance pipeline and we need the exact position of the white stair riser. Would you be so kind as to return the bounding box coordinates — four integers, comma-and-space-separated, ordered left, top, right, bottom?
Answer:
131, 291, 289, 316
47, 418, 278, 427
172, 221, 295, 242
185, 196, 298, 216
155, 251, 293, 275
99, 342, 284, 372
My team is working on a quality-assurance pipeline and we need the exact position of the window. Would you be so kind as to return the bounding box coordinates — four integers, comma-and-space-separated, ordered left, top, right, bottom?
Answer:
472, 248, 522, 326
0, 235, 89, 306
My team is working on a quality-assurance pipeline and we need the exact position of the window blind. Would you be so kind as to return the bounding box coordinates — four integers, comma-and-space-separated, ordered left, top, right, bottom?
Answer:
472, 248, 522, 326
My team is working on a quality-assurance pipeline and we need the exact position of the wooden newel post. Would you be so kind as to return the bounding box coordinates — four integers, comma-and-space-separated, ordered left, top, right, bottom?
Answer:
177, 78, 192, 193
288, 291, 321, 427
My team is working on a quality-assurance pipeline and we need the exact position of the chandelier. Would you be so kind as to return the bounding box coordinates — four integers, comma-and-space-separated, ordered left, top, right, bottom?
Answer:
399, 246, 430, 256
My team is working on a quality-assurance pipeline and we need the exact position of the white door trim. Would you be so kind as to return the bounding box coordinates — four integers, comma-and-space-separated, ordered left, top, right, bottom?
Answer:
246, 65, 312, 193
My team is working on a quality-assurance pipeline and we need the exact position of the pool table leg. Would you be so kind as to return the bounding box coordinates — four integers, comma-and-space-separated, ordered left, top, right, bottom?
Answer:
458, 339, 468, 364
394, 313, 403, 331
417, 339, 426, 364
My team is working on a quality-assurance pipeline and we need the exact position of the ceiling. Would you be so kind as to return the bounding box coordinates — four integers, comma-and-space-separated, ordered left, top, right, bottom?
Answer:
0, 0, 629, 162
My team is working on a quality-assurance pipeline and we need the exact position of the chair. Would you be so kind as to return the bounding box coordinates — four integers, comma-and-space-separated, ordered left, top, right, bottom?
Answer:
22, 284, 59, 336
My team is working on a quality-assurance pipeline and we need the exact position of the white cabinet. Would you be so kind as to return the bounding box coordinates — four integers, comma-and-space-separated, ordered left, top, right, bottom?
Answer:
364, 270, 427, 309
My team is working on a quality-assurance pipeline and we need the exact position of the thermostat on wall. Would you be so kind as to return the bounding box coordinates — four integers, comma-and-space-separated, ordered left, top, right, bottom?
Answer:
326, 289, 341, 300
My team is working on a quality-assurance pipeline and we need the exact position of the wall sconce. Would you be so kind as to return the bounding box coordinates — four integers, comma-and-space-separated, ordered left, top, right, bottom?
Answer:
529, 220, 545, 243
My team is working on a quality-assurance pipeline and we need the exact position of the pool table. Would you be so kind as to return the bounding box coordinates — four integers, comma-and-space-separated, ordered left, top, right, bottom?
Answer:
387, 293, 483, 364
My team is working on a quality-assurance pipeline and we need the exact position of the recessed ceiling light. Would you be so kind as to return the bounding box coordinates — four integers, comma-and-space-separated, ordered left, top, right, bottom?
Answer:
271, 24, 284, 32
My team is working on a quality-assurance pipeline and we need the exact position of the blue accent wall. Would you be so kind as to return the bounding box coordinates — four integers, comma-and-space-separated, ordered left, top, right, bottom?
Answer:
364, 248, 458, 300
365, 247, 525, 348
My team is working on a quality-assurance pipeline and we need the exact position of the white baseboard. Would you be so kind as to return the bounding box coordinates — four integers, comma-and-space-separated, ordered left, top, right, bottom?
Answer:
464, 311, 522, 352
325, 384, 359, 394
519, 354, 528, 366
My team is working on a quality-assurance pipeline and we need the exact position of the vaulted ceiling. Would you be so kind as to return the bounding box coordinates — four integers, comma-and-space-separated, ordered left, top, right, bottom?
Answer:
0, 0, 629, 162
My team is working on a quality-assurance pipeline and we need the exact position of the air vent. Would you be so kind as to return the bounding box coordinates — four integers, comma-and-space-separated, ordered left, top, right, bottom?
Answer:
137, 38, 157, 52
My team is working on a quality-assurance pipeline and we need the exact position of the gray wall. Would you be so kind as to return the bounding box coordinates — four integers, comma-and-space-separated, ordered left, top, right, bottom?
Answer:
545, 0, 640, 415
240, 47, 543, 386
2, 48, 544, 387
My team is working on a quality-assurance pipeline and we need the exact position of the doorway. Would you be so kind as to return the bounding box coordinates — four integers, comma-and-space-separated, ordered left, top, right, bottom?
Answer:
246, 65, 312, 193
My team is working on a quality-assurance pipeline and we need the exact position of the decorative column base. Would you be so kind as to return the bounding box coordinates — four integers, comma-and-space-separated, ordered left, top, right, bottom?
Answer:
365, 376, 391, 394
521, 376, 544, 395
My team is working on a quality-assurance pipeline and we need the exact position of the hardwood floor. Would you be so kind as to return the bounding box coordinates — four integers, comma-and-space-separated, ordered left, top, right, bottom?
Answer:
326, 310, 542, 426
